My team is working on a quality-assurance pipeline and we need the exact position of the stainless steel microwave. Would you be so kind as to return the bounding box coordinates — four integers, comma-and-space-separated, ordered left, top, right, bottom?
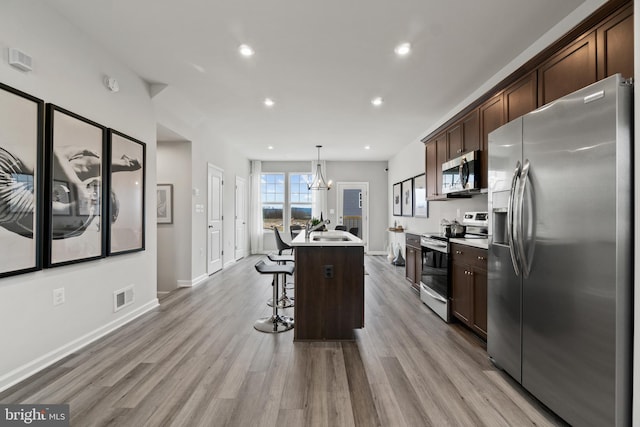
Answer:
442, 150, 480, 194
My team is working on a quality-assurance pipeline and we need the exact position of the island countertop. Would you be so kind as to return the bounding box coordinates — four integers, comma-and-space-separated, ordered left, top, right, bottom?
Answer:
291, 230, 364, 247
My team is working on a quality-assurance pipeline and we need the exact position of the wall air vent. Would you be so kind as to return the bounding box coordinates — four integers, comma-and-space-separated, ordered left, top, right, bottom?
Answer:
8, 48, 32, 72
114, 285, 134, 312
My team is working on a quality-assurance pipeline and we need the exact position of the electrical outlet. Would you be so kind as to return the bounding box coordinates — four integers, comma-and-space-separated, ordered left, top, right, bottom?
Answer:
53, 288, 65, 306
323, 265, 334, 279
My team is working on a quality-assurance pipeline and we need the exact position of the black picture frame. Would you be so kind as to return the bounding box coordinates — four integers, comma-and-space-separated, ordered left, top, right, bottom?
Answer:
107, 129, 146, 255
392, 182, 402, 216
44, 104, 107, 267
413, 173, 428, 218
401, 178, 413, 217
0, 83, 44, 278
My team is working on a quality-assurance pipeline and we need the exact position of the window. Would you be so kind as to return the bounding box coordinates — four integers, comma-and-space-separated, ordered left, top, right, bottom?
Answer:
290, 173, 312, 227
261, 172, 312, 232
261, 173, 284, 231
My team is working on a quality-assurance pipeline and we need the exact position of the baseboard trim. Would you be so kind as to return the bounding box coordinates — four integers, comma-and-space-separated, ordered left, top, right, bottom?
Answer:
0, 298, 159, 393
177, 274, 208, 288
223, 259, 236, 268
367, 251, 388, 256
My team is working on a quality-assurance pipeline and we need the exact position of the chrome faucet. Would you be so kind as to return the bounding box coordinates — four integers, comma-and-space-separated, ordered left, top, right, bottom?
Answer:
305, 219, 330, 238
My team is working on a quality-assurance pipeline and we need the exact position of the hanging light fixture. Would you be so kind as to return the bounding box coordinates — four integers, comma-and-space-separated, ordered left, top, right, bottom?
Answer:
308, 145, 332, 191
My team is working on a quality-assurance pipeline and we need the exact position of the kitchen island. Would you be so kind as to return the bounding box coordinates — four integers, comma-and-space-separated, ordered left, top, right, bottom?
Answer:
291, 230, 365, 341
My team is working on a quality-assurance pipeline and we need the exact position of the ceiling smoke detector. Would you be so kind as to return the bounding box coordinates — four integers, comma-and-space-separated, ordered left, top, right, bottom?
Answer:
104, 76, 120, 92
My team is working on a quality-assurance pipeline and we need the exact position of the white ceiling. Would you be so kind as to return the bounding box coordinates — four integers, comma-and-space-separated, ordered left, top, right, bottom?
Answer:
47, 0, 586, 161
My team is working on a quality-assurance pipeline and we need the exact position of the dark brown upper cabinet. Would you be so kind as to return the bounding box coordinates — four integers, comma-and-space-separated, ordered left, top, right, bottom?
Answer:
505, 71, 538, 123
597, 3, 633, 80
425, 139, 437, 200
538, 31, 597, 106
479, 94, 505, 189
462, 110, 480, 153
425, 132, 448, 200
447, 110, 480, 160
447, 123, 462, 160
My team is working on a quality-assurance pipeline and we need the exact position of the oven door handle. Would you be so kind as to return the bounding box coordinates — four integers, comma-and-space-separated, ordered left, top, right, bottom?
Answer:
420, 284, 447, 303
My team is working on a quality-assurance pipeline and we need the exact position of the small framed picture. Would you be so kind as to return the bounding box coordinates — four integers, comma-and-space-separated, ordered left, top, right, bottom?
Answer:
401, 178, 413, 217
157, 184, 173, 224
45, 104, 106, 267
107, 129, 146, 255
392, 182, 402, 216
413, 173, 428, 217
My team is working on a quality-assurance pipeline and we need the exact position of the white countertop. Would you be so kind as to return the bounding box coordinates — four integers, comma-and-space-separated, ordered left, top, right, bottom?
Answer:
449, 237, 489, 250
291, 230, 364, 247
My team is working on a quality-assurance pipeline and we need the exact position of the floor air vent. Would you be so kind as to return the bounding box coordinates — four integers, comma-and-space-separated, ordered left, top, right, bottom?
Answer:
114, 285, 134, 312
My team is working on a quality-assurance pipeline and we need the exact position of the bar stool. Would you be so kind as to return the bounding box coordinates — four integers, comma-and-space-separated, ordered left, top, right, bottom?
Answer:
267, 253, 295, 308
254, 260, 294, 333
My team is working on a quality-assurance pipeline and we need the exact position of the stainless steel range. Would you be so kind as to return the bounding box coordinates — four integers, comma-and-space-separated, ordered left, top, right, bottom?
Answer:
419, 211, 488, 322
419, 234, 450, 321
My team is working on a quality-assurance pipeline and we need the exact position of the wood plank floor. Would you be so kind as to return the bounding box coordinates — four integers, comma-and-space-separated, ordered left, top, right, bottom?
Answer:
0, 255, 566, 426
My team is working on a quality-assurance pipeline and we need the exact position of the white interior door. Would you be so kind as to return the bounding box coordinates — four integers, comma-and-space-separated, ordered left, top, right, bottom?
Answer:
336, 182, 368, 253
207, 164, 223, 275
235, 176, 247, 260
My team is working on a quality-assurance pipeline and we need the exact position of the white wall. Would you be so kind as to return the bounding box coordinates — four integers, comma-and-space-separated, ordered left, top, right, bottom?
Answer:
191, 136, 251, 275
0, 1, 158, 391
157, 140, 192, 293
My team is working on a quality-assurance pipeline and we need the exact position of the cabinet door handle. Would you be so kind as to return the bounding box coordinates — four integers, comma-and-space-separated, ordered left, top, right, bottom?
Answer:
457, 149, 462, 153
456, 250, 463, 254
477, 256, 485, 260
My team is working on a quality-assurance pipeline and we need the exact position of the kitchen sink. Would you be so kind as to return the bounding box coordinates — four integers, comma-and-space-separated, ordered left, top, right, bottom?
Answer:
312, 236, 351, 242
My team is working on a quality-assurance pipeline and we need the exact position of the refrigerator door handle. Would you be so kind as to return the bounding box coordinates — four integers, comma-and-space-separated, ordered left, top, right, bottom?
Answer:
507, 161, 522, 276
517, 159, 531, 278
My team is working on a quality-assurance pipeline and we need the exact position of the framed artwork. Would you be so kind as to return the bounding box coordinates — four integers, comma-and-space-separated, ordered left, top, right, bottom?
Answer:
45, 104, 107, 267
392, 182, 402, 216
157, 184, 173, 224
0, 83, 44, 278
107, 129, 146, 255
401, 178, 413, 217
413, 173, 428, 217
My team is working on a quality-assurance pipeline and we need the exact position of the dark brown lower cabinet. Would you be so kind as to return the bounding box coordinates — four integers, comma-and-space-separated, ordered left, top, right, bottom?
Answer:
451, 243, 487, 340
405, 233, 421, 292
294, 245, 364, 341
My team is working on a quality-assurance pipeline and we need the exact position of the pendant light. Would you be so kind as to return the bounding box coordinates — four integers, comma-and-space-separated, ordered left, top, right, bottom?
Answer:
308, 145, 332, 191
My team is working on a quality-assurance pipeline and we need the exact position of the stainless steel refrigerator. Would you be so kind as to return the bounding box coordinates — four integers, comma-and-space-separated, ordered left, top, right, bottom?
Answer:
487, 74, 632, 427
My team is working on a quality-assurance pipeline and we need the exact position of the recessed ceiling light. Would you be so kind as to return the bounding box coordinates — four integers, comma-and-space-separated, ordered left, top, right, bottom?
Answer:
268, 145, 274, 150
364, 145, 371, 150
371, 97, 383, 107
238, 44, 254, 57
264, 98, 275, 107
394, 42, 411, 56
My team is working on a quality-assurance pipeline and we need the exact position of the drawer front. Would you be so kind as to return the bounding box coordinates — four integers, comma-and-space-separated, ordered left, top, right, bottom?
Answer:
451, 243, 487, 270
405, 233, 421, 248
